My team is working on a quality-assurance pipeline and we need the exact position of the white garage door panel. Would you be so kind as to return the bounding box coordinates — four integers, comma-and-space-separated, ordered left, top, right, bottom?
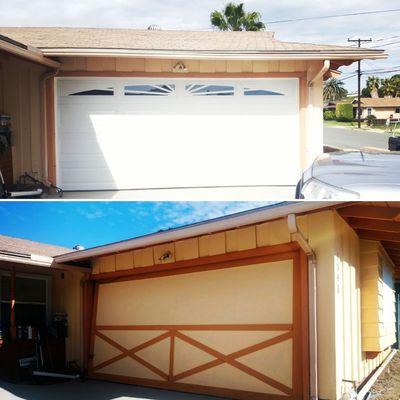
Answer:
57, 78, 300, 190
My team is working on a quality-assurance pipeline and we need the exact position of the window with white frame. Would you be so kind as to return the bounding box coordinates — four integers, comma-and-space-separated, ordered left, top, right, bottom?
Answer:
367, 108, 372, 116
0, 272, 50, 332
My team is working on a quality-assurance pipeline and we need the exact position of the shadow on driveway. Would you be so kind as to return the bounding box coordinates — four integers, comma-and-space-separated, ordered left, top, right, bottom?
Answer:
0, 379, 222, 400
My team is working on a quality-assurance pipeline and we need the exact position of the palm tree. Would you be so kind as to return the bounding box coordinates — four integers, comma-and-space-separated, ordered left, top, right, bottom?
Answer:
366, 76, 380, 98
323, 78, 348, 102
211, 3, 266, 31
380, 78, 395, 97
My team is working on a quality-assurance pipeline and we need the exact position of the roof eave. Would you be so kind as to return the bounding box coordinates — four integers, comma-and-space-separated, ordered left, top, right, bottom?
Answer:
0, 39, 60, 68
55, 201, 342, 264
0, 252, 91, 272
42, 48, 387, 61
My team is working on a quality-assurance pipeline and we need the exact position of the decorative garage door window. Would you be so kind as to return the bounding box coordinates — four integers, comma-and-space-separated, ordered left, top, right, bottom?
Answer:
124, 84, 175, 96
244, 87, 284, 96
69, 87, 114, 96
185, 84, 234, 96
60, 82, 114, 96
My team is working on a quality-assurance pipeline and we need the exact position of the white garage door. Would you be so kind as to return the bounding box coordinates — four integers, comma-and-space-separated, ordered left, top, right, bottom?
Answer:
56, 78, 300, 190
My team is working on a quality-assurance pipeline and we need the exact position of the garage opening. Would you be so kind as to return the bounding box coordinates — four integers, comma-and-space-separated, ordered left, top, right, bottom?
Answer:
56, 78, 300, 191
89, 249, 308, 399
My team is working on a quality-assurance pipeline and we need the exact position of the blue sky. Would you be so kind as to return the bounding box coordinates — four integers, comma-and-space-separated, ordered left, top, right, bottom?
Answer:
0, 201, 271, 249
3, 0, 400, 92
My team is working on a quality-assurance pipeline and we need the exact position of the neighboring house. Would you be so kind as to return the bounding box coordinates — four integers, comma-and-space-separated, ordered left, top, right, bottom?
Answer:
352, 97, 400, 120
1, 202, 396, 399
0, 27, 386, 192
323, 101, 338, 112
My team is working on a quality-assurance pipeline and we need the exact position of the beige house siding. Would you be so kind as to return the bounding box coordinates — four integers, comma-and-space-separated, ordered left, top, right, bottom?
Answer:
58, 57, 311, 74
361, 106, 400, 120
0, 53, 46, 182
90, 209, 395, 399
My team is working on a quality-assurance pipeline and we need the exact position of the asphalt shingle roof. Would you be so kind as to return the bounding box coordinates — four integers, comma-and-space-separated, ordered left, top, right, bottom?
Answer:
0, 27, 383, 54
0, 234, 72, 257
358, 97, 400, 107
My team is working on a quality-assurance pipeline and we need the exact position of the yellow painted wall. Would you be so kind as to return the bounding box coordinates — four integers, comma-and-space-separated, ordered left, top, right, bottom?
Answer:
0, 53, 46, 182
360, 241, 396, 352
91, 210, 395, 399
51, 269, 85, 366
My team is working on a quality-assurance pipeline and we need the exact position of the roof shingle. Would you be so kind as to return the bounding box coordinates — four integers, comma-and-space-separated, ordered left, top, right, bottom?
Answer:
0, 27, 384, 54
0, 234, 72, 257
357, 97, 400, 107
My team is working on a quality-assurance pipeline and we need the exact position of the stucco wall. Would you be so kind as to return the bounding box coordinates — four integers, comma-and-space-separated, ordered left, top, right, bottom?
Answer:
0, 53, 46, 182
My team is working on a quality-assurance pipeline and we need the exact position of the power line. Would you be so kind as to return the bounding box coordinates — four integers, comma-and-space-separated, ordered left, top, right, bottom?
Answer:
370, 40, 400, 48
266, 8, 400, 24
372, 35, 400, 42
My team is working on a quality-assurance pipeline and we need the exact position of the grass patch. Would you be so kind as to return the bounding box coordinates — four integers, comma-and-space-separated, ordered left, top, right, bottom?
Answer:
370, 351, 400, 400
324, 121, 400, 134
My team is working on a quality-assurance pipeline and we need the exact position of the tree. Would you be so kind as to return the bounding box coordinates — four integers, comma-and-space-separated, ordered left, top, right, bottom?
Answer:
211, 3, 266, 31
323, 78, 348, 102
391, 74, 400, 97
380, 78, 395, 97
365, 76, 380, 98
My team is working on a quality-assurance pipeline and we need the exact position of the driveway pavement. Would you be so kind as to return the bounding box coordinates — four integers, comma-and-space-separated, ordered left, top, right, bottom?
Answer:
324, 125, 392, 150
48, 186, 296, 200
0, 379, 220, 400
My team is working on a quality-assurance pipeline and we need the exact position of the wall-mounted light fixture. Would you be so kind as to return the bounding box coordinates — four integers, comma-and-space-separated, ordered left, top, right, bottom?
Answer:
159, 251, 173, 261
172, 62, 188, 73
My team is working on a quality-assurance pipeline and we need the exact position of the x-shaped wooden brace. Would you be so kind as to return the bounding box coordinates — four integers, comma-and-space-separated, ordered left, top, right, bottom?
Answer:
93, 330, 171, 380
93, 329, 293, 396
173, 331, 293, 396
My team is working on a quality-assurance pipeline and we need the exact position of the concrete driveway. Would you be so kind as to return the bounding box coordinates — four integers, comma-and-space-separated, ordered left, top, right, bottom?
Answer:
324, 125, 392, 150
47, 186, 296, 201
0, 379, 221, 400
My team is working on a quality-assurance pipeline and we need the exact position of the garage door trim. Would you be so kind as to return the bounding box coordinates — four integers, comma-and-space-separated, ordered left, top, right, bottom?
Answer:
87, 245, 309, 400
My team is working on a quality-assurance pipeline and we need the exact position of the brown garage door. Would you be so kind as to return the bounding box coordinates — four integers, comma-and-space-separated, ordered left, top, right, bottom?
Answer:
89, 248, 308, 400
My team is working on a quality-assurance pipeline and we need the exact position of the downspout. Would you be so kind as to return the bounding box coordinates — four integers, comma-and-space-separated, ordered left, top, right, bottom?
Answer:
287, 214, 318, 400
40, 68, 59, 184
308, 60, 330, 87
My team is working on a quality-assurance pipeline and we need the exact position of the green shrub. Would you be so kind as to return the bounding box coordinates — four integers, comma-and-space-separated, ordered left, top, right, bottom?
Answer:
323, 110, 336, 120
335, 103, 354, 122
366, 114, 377, 126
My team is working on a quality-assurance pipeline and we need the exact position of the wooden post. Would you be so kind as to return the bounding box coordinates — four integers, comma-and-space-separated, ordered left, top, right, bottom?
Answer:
10, 266, 16, 340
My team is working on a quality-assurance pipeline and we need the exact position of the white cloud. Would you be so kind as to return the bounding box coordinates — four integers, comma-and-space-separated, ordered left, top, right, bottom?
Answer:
2, 1, 399, 90
150, 201, 273, 230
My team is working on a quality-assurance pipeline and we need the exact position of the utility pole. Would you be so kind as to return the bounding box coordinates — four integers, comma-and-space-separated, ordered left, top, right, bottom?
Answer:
348, 38, 372, 128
